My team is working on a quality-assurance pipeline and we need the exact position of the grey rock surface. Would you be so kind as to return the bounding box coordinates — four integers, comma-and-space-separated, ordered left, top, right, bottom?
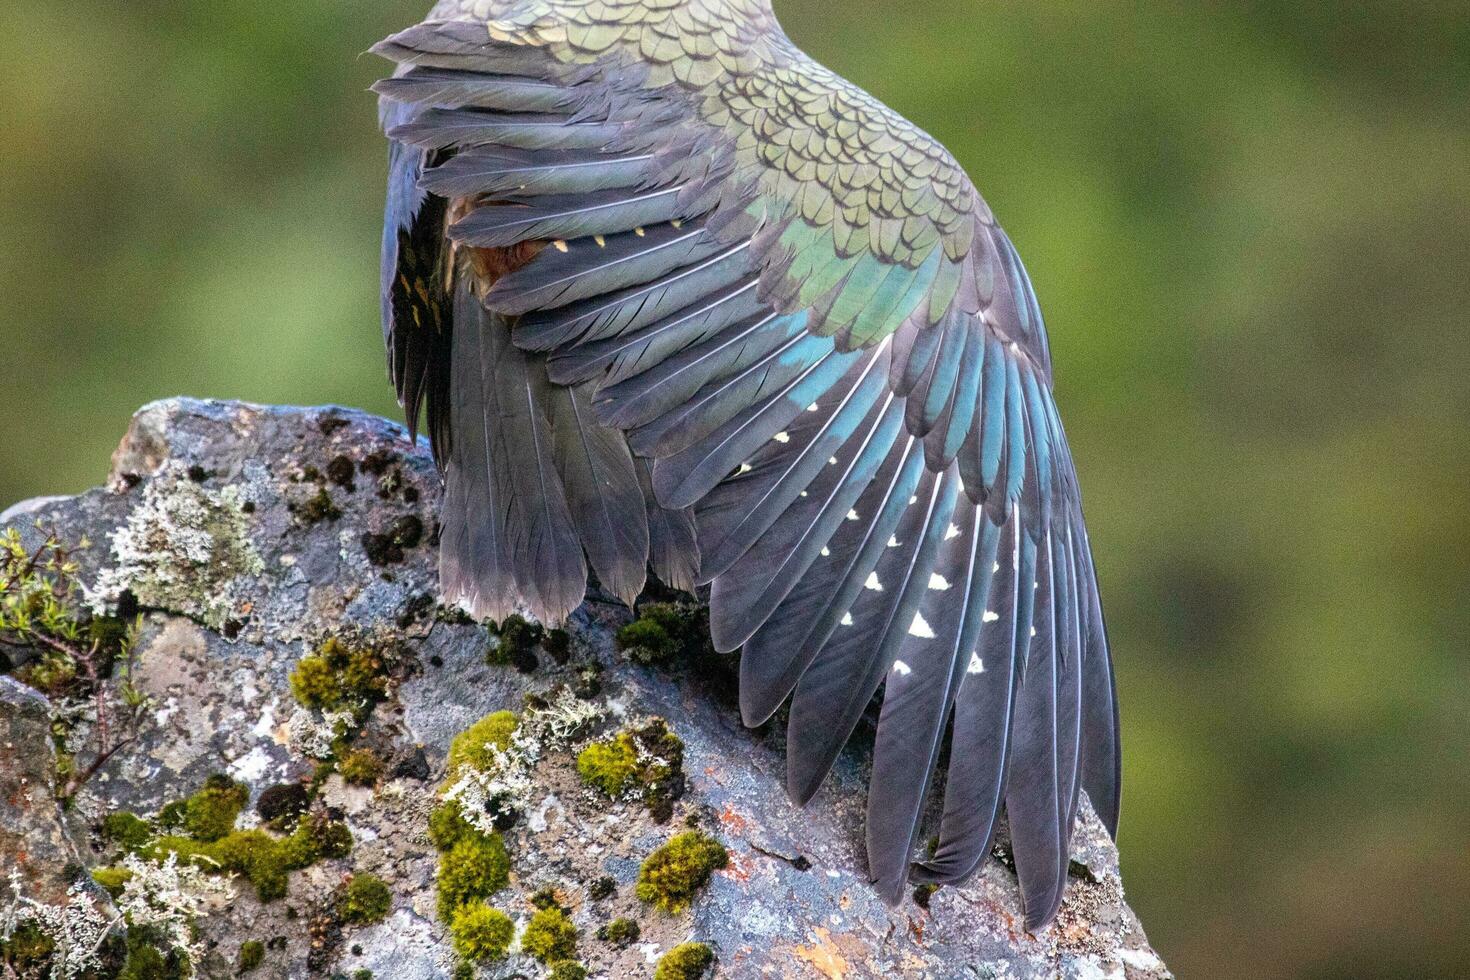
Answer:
0, 398, 1170, 980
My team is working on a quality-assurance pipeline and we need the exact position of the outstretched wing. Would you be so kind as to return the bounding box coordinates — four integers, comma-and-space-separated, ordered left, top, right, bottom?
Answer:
376, 11, 1118, 930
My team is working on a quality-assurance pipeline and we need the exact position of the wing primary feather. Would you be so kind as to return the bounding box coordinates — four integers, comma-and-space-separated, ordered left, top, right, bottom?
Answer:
637, 457, 700, 594
866, 501, 1001, 900
739, 435, 926, 726
785, 465, 960, 806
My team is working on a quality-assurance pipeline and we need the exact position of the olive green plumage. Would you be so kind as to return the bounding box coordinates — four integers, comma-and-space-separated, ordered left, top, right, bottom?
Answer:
377, 0, 1120, 933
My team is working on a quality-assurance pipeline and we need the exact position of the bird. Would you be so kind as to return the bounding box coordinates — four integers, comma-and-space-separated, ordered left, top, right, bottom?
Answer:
374, 0, 1120, 931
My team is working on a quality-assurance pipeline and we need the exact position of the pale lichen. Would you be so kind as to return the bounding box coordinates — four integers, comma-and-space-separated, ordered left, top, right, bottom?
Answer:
89, 462, 263, 629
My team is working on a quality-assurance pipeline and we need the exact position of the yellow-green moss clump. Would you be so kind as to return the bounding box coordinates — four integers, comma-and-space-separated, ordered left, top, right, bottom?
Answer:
615, 603, 709, 665
548, 962, 588, 980
521, 906, 577, 964
147, 809, 352, 901
102, 811, 152, 851
237, 940, 265, 973
575, 735, 639, 796
448, 903, 514, 963
90, 865, 133, 898
637, 831, 729, 914
339, 748, 385, 786
596, 917, 640, 947
289, 636, 390, 718
576, 720, 686, 822
446, 710, 519, 775
340, 873, 393, 925
436, 832, 511, 921
655, 942, 715, 980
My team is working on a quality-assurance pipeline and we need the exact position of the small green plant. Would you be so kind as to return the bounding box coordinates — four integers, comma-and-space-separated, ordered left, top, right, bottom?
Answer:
548, 962, 588, 980
340, 873, 393, 925
597, 917, 640, 946
576, 735, 639, 796
181, 774, 249, 842
637, 831, 729, 914
520, 906, 577, 964
237, 939, 265, 972
91, 865, 134, 897
145, 805, 352, 901
615, 603, 709, 666
448, 903, 514, 963
655, 942, 715, 980
1, 527, 149, 801
102, 811, 153, 851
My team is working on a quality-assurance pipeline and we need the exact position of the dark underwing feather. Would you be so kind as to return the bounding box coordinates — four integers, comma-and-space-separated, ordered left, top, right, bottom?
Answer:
421, 148, 656, 199
545, 381, 649, 607
637, 457, 700, 594
373, 68, 579, 114
438, 276, 520, 623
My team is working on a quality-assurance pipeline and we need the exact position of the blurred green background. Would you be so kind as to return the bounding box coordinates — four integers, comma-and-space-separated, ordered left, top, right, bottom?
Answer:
2, 2, 1466, 976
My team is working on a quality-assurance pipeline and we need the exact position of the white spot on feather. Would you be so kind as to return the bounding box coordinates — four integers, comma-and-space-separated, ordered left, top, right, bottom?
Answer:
945, 523, 961, 540
774, 431, 790, 443
928, 573, 950, 591
983, 610, 1000, 623
864, 572, 883, 592
847, 509, 860, 521
829, 457, 839, 465
892, 659, 914, 675
967, 653, 985, 674
808, 403, 820, 412
820, 547, 831, 557
887, 535, 900, 548
908, 614, 936, 639
840, 611, 854, 626
739, 463, 752, 474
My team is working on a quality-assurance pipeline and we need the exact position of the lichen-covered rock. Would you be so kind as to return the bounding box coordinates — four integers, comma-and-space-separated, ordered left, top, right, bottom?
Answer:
0, 398, 1170, 979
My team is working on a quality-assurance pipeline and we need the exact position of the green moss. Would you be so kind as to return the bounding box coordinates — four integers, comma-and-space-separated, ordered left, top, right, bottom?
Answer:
436, 832, 511, 920
596, 917, 640, 946
0, 922, 55, 975
102, 811, 153, 851
548, 962, 588, 980
588, 876, 617, 901
237, 940, 265, 973
530, 885, 568, 913
181, 774, 249, 842
91, 865, 134, 897
427, 801, 473, 852
146, 810, 351, 901
340, 873, 392, 925
118, 939, 170, 980
616, 602, 710, 666
577, 720, 685, 821
353, 971, 373, 980
520, 907, 577, 964
654, 942, 715, 980
614, 618, 677, 665
446, 710, 519, 775
636, 831, 729, 914
448, 903, 514, 964
288, 637, 389, 718
576, 735, 640, 796
297, 487, 342, 524
339, 749, 385, 786
543, 628, 572, 664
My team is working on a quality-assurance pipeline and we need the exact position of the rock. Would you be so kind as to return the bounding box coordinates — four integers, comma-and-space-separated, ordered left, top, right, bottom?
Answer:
0, 398, 1170, 980
0, 677, 85, 908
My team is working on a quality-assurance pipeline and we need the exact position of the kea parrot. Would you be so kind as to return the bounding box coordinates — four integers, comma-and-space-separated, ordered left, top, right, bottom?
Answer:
374, 0, 1120, 929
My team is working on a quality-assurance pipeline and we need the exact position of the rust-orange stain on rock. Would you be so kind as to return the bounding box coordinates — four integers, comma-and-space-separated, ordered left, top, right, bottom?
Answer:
791, 927, 851, 980
717, 802, 750, 834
